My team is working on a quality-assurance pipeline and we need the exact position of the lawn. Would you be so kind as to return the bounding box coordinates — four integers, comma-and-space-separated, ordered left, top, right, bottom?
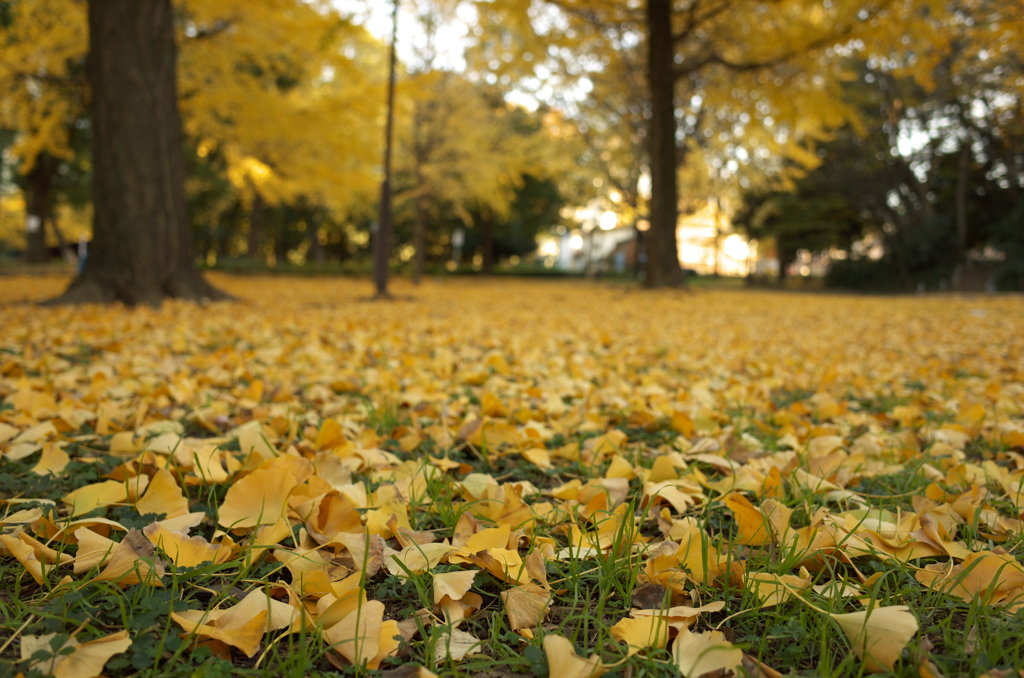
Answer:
1, 274, 1023, 678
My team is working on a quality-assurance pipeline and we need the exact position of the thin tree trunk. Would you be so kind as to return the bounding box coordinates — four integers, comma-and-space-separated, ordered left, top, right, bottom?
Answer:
413, 198, 427, 284
25, 154, 57, 264
248, 191, 265, 262
644, 0, 684, 288
776, 235, 790, 286
47, 210, 77, 264
481, 214, 495, 274
48, 0, 224, 305
374, 0, 400, 297
955, 142, 969, 259
308, 212, 325, 264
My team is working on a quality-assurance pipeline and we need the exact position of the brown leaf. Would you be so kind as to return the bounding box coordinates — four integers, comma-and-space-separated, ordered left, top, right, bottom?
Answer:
631, 583, 668, 610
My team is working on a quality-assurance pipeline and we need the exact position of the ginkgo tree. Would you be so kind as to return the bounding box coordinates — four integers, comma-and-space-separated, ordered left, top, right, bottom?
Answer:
0, 0, 388, 303
393, 0, 572, 280
395, 71, 558, 278
472, 0, 951, 288
178, 0, 385, 265
0, 0, 87, 263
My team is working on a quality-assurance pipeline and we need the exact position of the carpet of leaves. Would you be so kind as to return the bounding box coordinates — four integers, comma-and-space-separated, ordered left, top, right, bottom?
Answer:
2, 274, 1023, 678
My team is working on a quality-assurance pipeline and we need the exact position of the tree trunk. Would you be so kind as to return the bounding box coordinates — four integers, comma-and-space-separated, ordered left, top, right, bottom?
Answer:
955, 142, 969, 259
308, 213, 325, 264
481, 214, 495, 274
413, 198, 427, 284
374, 0, 400, 298
47, 0, 225, 306
248, 191, 265, 262
47, 209, 77, 264
776, 235, 791, 286
644, 0, 684, 288
25, 153, 57, 264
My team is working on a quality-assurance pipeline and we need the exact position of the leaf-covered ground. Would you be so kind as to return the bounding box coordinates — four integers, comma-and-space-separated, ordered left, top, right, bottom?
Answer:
2, 274, 1023, 678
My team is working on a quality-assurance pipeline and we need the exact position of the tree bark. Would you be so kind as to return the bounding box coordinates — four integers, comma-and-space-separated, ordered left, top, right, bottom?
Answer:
955, 141, 969, 259
248, 191, 265, 263
776, 236, 791, 286
47, 209, 77, 264
481, 214, 495, 274
24, 153, 57, 264
47, 0, 225, 306
644, 0, 684, 288
374, 0, 400, 298
413, 198, 427, 284
308, 211, 325, 264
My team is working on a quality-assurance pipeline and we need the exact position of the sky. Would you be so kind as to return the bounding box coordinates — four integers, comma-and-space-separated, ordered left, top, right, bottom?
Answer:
333, 1, 548, 109
333, 0, 474, 72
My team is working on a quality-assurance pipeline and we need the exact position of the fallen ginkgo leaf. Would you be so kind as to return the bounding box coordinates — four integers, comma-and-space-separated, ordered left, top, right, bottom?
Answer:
91, 529, 165, 587
324, 600, 385, 667
500, 582, 551, 630
830, 605, 918, 672
21, 629, 132, 678
434, 628, 484, 662
610, 614, 671, 656
217, 467, 298, 529
543, 634, 605, 678
672, 627, 744, 678
432, 568, 479, 604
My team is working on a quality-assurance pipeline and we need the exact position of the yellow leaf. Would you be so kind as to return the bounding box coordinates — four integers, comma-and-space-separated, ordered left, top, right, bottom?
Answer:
316, 418, 346, 450
522, 447, 554, 469
830, 605, 918, 672
386, 542, 455, 578
468, 547, 531, 585
724, 492, 772, 546
630, 601, 726, 631
915, 551, 1024, 605
21, 630, 131, 678
481, 392, 508, 417
64, 478, 146, 518
744, 571, 812, 608
434, 628, 484, 662
31, 442, 69, 475
324, 600, 385, 667
217, 467, 297, 529
143, 523, 233, 568
136, 468, 189, 518
172, 609, 268, 658
371, 619, 402, 669
610, 615, 671, 656
672, 627, 744, 678
73, 527, 117, 575
543, 634, 605, 678
501, 582, 551, 630
0, 533, 46, 584
92, 529, 165, 588
432, 569, 479, 604
236, 420, 278, 459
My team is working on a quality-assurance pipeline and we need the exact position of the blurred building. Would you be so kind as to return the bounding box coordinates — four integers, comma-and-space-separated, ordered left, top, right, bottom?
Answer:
536, 202, 771, 276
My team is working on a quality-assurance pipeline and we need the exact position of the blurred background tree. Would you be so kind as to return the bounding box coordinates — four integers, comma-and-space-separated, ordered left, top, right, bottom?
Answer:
0, 0, 1020, 295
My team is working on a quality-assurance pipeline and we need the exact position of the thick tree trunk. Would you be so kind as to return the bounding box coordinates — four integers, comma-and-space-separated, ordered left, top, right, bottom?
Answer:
25, 154, 57, 264
644, 0, 684, 288
47, 0, 225, 306
248, 191, 265, 262
413, 198, 427, 284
